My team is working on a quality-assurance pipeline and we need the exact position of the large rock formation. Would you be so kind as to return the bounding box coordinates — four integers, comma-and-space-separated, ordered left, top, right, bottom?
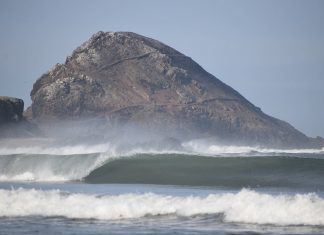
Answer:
28, 32, 322, 148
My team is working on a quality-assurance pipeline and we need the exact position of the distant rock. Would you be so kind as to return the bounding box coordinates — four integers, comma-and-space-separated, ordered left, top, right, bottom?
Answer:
0, 96, 24, 123
0, 96, 40, 138
28, 32, 323, 148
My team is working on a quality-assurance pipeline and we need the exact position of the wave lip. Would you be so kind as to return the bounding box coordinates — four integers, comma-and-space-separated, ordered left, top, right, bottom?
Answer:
1, 188, 324, 226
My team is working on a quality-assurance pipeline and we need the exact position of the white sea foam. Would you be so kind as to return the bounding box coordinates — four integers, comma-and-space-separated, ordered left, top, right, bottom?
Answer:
0, 188, 323, 226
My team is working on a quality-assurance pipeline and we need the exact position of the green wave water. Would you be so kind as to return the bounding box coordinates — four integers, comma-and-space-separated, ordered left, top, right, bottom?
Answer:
85, 154, 324, 190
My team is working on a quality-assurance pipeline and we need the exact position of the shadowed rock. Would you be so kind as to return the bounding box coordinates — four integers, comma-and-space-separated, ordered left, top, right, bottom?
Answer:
28, 31, 323, 148
0, 96, 41, 138
0, 96, 24, 123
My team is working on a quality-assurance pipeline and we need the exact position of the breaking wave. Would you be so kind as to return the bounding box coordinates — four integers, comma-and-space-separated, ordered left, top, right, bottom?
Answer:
0, 142, 181, 182
0, 141, 323, 185
0, 153, 111, 182
1, 188, 324, 226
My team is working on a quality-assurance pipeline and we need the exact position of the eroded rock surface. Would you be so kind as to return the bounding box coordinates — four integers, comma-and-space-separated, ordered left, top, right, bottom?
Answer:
29, 32, 322, 148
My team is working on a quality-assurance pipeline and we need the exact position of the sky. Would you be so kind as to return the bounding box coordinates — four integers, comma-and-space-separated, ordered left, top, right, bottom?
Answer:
0, 0, 323, 137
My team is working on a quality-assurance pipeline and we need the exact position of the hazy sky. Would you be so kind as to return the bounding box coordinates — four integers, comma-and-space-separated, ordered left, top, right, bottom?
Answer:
0, 0, 323, 137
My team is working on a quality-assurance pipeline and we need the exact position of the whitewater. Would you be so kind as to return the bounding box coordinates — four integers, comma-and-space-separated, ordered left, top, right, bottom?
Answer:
1, 188, 324, 226
1, 140, 324, 234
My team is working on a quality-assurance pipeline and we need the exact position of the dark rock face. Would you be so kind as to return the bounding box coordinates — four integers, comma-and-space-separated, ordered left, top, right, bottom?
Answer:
29, 31, 321, 148
0, 96, 41, 138
0, 96, 24, 123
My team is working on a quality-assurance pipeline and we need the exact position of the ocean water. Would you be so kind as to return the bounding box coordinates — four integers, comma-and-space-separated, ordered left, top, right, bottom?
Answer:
1, 140, 324, 235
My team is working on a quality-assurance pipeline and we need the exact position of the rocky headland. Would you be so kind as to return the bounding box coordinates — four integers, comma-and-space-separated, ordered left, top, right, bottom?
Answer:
2, 32, 323, 148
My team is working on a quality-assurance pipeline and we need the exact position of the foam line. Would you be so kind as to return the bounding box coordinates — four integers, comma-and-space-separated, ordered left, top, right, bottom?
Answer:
1, 188, 323, 226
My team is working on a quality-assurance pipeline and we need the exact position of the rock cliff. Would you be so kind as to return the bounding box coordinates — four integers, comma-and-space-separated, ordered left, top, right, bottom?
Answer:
28, 32, 322, 148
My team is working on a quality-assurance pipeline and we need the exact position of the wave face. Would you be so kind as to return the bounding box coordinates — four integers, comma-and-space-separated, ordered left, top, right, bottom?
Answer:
1, 188, 324, 226
85, 154, 324, 189
1, 142, 324, 188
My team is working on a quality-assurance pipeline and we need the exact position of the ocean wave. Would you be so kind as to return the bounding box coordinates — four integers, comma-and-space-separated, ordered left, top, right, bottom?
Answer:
0, 140, 323, 183
1, 153, 324, 187
1, 188, 323, 226
84, 154, 324, 189
0, 146, 184, 182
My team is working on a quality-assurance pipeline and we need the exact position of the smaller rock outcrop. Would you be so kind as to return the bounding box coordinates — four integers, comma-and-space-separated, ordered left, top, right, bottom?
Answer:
0, 96, 40, 138
0, 96, 24, 123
